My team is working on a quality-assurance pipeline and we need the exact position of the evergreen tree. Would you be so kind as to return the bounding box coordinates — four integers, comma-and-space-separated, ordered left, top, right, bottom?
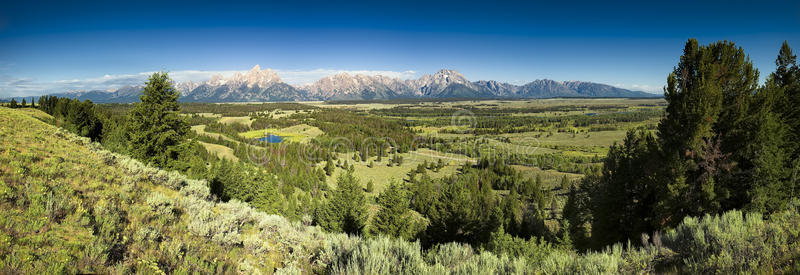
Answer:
324, 157, 334, 176
316, 171, 368, 235
9, 98, 17, 108
365, 180, 374, 193
37, 96, 45, 110
743, 78, 791, 212
590, 128, 660, 248
420, 171, 502, 247
66, 100, 103, 141
21, 98, 26, 108
562, 177, 593, 250
369, 181, 419, 239
126, 72, 189, 167
657, 39, 759, 224
772, 41, 799, 160
500, 189, 523, 235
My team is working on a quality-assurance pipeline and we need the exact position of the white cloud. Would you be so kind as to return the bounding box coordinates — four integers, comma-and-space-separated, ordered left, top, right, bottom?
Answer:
0, 68, 419, 98
613, 83, 663, 94
275, 69, 418, 85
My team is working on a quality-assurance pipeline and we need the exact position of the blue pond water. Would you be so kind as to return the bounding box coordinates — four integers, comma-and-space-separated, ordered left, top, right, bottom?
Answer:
256, 134, 284, 143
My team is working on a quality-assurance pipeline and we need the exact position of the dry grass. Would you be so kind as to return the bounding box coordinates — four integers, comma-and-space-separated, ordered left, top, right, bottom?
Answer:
191, 125, 237, 142
197, 141, 239, 161
219, 116, 254, 126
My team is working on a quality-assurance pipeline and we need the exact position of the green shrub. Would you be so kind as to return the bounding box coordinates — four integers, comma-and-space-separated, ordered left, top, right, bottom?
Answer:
662, 200, 800, 273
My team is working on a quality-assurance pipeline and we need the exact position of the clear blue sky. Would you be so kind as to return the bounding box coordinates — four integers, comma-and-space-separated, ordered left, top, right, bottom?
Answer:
1, 0, 799, 97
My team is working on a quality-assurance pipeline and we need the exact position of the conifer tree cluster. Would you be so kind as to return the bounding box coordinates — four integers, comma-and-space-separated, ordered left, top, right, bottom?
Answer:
36, 95, 104, 141
566, 39, 800, 249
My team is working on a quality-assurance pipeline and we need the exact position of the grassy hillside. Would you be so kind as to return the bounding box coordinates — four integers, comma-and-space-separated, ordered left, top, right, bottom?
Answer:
2, 107, 798, 274
0, 107, 325, 273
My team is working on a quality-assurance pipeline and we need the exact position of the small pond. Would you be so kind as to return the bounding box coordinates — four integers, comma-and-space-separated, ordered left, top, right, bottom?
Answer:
256, 134, 284, 143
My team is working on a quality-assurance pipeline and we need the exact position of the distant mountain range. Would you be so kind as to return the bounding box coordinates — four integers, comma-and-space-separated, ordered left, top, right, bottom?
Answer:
42, 65, 659, 103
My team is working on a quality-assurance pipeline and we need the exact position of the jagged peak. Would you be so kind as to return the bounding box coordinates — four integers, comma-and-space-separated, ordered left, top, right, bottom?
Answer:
432, 68, 464, 77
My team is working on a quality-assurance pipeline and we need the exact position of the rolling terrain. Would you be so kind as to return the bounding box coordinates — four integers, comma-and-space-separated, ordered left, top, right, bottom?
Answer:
2, 105, 798, 274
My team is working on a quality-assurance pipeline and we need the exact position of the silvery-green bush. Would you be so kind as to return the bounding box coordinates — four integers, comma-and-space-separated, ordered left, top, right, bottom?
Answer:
662, 199, 800, 273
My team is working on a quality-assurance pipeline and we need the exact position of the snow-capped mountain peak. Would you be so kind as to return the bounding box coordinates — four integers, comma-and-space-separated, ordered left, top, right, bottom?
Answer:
37, 65, 658, 103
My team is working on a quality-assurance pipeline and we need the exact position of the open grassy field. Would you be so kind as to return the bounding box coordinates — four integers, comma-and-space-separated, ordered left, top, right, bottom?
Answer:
324, 148, 463, 196
238, 123, 323, 143
197, 141, 238, 161
218, 116, 254, 126
191, 124, 237, 142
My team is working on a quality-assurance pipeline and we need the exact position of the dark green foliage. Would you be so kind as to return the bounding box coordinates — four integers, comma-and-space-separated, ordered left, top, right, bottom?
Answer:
657, 39, 795, 219
207, 159, 281, 213
181, 102, 315, 117
65, 99, 104, 140
657, 39, 757, 221
369, 181, 424, 239
742, 80, 791, 213
576, 39, 799, 249
126, 72, 189, 168
419, 136, 603, 174
324, 157, 335, 176
772, 41, 800, 161
588, 128, 661, 248
411, 161, 550, 248
316, 171, 368, 235
562, 174, 594, 250
373, 104, 663, 135
36, 96, 104, 141
295, 109, 415, 157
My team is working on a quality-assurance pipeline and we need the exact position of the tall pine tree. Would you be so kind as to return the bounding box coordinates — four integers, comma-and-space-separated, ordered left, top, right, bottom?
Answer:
772, 41, 799, 160
315, 171, 368, 235
369, 181, 420, 239
126, 72, 189, 168
590, 128, 661, 248
657, 39, 760, 224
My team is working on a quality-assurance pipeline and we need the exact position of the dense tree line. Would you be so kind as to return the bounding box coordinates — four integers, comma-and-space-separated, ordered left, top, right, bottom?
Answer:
416, 136, 602, 174
566, 39, 800, 250
371, 104, 636, 118
298, 109, 416, 157
181, 102, 315, 117
407, 160, 553, 248
37, 96, 104, 141
373, 104, 663, 134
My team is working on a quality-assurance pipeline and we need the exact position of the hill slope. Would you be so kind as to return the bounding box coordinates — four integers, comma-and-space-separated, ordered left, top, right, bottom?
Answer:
0, 107, 329, 273
1, 107, 796, 274
0, 107, 542, 273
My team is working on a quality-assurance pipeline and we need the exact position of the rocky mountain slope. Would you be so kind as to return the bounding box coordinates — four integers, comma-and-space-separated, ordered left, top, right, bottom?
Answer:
38, 66, 659, 103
